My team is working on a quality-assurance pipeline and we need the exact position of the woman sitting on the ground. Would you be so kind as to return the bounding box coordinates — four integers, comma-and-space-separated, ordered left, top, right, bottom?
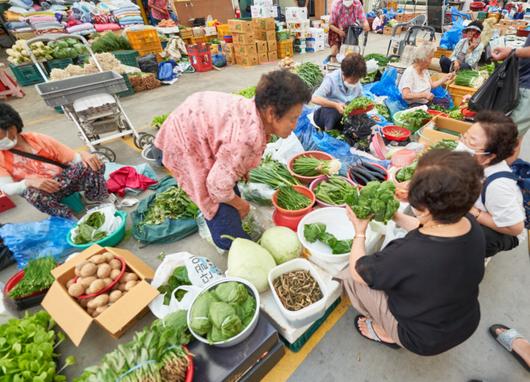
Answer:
340, 149, 486, 355
312, 54, 367, 131
440, 21, 484, 73
457, 110, 525, 257
399, 44, 454, 106
0, 103, 109, 219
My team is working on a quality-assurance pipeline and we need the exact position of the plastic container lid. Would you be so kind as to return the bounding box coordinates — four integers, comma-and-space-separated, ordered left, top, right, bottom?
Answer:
391, 149, 417, 168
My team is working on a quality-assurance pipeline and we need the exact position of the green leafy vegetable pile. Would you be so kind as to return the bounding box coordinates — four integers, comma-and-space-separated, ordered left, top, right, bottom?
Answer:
0, 311, 75, 382
395, 161, 417, 183
90, 32, 132, 53
343, 97, 374, 116
304, 223, 352, 254
190, 281, 256, 343
448, 109, 463, 120
429, 139, 458, 151
364, 53, 390, 67
9, 256, 56, 299
158, 266, 191, 305
73, 211, 108, 245
48, 38, 87, 59
293, 156, 341, 177
75, 311, 191, 382
140, 186, 199, 226
249, 155, 300, 188
398, 109, 431, 132
276, 186, 312, 210
295, 62, 324, 89
237, 86, 256, 99
375, 103, 391, 120
455, 70, 481, 87
151, 114, 168, 129
315, 176, 357, 206
347, 181, 400, 223
479, 62, 495, 75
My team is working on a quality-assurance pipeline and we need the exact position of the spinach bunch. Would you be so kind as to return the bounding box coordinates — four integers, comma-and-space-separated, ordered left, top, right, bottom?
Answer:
73, 211, 107, 245
304, 223, 352, 254
347, 181, 400, 223
158, 266, 192, 305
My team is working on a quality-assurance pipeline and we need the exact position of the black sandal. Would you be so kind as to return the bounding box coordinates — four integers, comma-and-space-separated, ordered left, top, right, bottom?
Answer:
489, 324, 530, 372
354, 315, 400, 349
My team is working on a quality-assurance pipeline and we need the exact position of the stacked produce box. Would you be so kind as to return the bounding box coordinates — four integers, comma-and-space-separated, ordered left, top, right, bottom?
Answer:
285, 7, 310, 54
229, 19, 259, 66
253, 17, 277, 63
251, 0, 278, 19
306, 28, 326, 53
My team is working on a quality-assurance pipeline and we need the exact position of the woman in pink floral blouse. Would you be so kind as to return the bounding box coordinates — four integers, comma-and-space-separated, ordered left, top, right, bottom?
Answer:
155, 70, 311, 250
329, 0, 369, 63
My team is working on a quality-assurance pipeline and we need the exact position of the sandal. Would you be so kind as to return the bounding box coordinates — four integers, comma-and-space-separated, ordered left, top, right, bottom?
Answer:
354, 315, 400, 349
489, 324, 530, 372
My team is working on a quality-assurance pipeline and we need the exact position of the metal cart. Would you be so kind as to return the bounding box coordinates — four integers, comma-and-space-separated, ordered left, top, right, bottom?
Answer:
24, 34, 154, 162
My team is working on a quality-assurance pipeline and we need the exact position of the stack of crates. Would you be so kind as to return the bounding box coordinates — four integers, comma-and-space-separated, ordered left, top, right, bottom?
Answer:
8, 63, 44, 86
112, 50, 139, 68
126, 28, 163, 57
278, 39, 294, 59
252, 18, 277, 62
229, 19, 258, 66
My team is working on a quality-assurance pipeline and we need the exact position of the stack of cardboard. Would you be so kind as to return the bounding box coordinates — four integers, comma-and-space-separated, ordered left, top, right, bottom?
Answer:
253, 17, 278, 62
229, 19, 258, 66
251, 0, 278, 19
306, 28, 326, 52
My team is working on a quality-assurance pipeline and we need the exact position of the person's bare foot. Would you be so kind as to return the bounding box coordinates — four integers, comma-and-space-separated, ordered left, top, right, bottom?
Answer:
357, 316, 395, 344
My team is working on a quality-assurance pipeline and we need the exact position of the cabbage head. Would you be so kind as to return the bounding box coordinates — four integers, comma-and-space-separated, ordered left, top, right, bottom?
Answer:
260, 226, 302, 264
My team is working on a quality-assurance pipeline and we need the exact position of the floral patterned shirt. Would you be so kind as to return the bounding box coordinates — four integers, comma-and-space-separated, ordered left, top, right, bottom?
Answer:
330, 0, 366, 29
154, 92, 267, 220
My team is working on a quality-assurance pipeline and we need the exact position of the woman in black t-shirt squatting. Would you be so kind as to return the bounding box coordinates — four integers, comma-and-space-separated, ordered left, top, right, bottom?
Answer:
338, 150, 487, 356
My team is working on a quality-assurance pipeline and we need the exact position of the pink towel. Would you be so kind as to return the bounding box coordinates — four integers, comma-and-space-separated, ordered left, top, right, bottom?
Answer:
94, 23, 121, 32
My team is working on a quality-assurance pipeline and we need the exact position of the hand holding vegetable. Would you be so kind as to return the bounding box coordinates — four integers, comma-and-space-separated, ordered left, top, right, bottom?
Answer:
335, 102, 345, 115
346, 205, 370, 236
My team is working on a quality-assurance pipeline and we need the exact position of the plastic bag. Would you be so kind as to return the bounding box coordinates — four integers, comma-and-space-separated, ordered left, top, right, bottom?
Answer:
149, 252, 223, 319
0, 217, 76, 268
238, 182, 275, 206
196, 213, 225, 254
432, 86, 454, 110
138, 54, 158, 74
70, 204, 121, 244
440, 18, 464, 50
381, 220, 408, 249
293, 106, 320, 151
263, 133, 304, 165
131, 178, 198, 246
157, 60, 177, 81
370, 68, 408, 116
469, 52, 520, 114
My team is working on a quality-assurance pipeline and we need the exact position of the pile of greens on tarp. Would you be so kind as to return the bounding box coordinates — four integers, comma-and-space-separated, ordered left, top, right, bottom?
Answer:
132, 176, 199, 245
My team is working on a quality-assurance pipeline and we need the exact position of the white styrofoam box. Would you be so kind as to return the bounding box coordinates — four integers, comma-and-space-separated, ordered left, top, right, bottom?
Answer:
287, 20, 311, 30
251, 5, 275, 18
260, 259, 342, 344
269, 6, 278, 18
253, 0, 273, 5
204, 26, 217, 36
309, 27, 326, 37
268, 259, 328, 328
306, 41, 325, 50
286, 6, 308, 22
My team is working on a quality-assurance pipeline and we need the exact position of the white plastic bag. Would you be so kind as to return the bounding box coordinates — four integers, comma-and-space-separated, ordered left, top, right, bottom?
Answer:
381, 220, 408, 249
263, 133, 304, 165
70, 204, 121, 243
149, 252, 223, 319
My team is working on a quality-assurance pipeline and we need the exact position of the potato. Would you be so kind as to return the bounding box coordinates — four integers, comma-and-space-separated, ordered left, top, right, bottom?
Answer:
124, 280, 137, 291
95, 305, 108, 314
91, 310, 100, 317
97, 263, 111, 279
79, 276, 97, 289
87, 294, 109, 309
103, 252, 114, 262
103, 277, 113, 287
109, 259, 121, 270
118, 282, 127, 292
75, 260, 88, 270
66, 279, 75, 289
89, 279, 106, 294
123, 273, 138, 282
79, 298, 89, 308
80, 263, 97, 277
87, 307, 95, 315
109, 290, 122, 302
89, 254, 106, 265
68, 283, 85, 297
110, 269, 121, 280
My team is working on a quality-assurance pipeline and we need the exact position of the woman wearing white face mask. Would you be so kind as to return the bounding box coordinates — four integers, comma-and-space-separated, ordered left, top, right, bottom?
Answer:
339, 149, 486, 355
312, 54, 367, 131
328, 0, 369, 64
0, 103, 109, 219
455, 110, 525, 257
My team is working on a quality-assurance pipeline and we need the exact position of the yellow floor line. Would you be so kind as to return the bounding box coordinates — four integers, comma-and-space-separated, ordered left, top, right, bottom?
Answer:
25, 115, 58, 127
262, 297, 351, 382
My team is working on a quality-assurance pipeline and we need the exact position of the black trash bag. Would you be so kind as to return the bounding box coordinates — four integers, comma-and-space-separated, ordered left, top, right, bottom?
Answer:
138, 54, 158, 74
342, 114, 374, 147
0, 224, 15, 271
469, 52, 520, 114
345, 25, 363, 45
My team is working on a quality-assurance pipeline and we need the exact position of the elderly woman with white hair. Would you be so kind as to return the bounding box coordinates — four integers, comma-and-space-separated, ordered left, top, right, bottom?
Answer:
398, 45, 454, 106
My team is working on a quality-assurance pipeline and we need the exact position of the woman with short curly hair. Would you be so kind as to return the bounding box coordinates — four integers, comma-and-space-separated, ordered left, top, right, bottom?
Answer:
457, 110, 525, 257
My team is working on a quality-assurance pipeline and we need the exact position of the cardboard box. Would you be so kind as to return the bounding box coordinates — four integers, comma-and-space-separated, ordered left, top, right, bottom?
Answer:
256, 30, 277, 41
232, 33, 255, 45
285, 7, 307, 22
267, 39, 277, 52
228, 19, 253, 34
234, 43, 257, 56
256, 40, 268, 54
252, 18, 276, 31
418, 116, 471, 147
236, 53, 259, 66
268, 50, 278, 61
258, 52, 269, 64
42, 245, 159, 346
251, 5, 277, 19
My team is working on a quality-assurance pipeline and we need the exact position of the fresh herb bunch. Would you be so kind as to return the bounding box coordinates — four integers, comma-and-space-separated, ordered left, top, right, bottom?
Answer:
158, 266, 191, 305
347, 181, 400, 223
429, 139, 458, 151
375, 103, 391, 120
249, 155, 300, 188
304, 223, 352, 254
151, 114, 168, 129
276, 186, 311, 210
140, 186, 199, 226
0, 311, 75, 381
315, 176, 357, 205
237, 86, 256, 99
295, 62, 324, 88
292, 156, 341, 177
343, 97, 374, 116
9, 256, 56, 299
455, 70, 481, 87
399, 109, 431, 132
73, 211, 107, 245
395, 161, 417, 183
448, 109, 463, 120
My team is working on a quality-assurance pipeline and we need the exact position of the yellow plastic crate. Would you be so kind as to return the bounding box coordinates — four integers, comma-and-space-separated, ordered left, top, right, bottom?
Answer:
126, 29, 162, 55
217, 24, 230, 37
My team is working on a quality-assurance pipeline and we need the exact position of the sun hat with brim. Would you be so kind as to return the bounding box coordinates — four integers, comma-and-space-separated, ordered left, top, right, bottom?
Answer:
464, 25, 482, 33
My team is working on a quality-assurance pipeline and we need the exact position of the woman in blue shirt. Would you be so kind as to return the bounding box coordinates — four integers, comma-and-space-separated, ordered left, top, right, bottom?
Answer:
440, 21, 484, 73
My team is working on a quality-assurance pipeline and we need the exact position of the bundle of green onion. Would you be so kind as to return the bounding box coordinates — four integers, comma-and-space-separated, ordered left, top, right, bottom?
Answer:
249, 155, 300, 188
314, 176, 357, 205
293, 156, 341, 177
276, 186, 311, 210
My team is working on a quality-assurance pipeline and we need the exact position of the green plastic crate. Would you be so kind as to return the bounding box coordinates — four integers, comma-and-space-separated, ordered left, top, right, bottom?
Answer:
117, 74, 135, 98
9, 63, 44, 86
46, 58, 73, 71
112, 50, 139, 68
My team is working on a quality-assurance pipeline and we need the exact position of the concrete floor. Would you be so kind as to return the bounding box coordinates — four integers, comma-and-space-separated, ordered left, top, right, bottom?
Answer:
1, 33, 529, 382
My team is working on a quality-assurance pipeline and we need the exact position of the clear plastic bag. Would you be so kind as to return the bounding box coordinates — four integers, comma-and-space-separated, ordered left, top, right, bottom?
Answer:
238, 182, 275, 206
